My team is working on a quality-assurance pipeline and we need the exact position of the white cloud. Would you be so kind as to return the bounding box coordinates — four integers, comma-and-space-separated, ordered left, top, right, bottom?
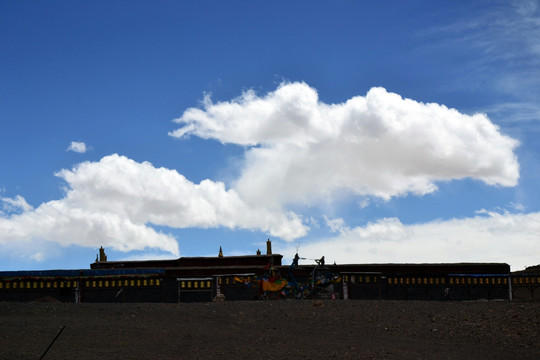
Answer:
0, 154, 308, 261
357, 197, 371, 209
2, 83, 524, 266
0, 200, 180, 256
171, 82, 519, 207
55, 154, 307, 240
30, 252, 44, 262
324, 216, 346, 234
278, 211, 540, 271
1, 195, 33, 215
509, 202, 526, 212
67, 141, 88, 153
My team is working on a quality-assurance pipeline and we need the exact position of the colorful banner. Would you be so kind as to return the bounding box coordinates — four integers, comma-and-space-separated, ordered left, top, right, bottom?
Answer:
262, 279, 288, 292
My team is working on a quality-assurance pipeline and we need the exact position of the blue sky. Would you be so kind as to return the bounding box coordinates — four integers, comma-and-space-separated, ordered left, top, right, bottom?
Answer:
1, 1, 539, 271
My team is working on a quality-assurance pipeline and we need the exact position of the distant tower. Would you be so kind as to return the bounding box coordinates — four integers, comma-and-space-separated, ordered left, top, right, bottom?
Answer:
266, 239, 272, 255
218, 246, 223, 257
98, 246, 107, 262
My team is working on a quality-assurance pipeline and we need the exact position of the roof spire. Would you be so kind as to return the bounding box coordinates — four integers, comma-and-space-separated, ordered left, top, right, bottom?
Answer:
98, 246, 107, 262
266, 239, 272, 255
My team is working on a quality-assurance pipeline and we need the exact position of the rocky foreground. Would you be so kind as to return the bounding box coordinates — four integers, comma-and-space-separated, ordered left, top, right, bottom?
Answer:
0, 300, 539, 359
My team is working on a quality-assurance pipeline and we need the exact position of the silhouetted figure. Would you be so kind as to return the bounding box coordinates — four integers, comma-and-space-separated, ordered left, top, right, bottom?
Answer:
292, 253, 300, 268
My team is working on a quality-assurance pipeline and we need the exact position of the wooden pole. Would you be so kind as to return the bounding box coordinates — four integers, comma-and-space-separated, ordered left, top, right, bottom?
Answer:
39, 325, 65, 360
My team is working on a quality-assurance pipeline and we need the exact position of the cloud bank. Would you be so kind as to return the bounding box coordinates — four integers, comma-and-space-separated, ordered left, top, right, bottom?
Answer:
171, 82, 519, 207
1, 82, 523, 265
0, 154, 307, 258
279, 210, 540, 271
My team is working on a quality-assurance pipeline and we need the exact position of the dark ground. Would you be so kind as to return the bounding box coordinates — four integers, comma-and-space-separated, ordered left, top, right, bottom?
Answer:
0, 300, 539, 359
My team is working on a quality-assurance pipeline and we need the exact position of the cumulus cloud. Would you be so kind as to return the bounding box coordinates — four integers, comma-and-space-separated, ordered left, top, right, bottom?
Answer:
0, 196, 180, 256
67, 141, 88, 153
2, 83, 523, 265
171, 82, 519, 207
56, 154, 306, 239
278, 211, 540, 271
0, 154, 308, 260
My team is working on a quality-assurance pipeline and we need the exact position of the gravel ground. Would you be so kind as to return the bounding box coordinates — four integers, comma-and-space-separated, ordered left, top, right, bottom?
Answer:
0, 300, 539, 359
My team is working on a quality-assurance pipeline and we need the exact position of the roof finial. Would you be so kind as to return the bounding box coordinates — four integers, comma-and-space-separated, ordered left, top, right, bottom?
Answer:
218, 246, 223, 257
266, 239, 272, 255
98, 246, 107, 262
